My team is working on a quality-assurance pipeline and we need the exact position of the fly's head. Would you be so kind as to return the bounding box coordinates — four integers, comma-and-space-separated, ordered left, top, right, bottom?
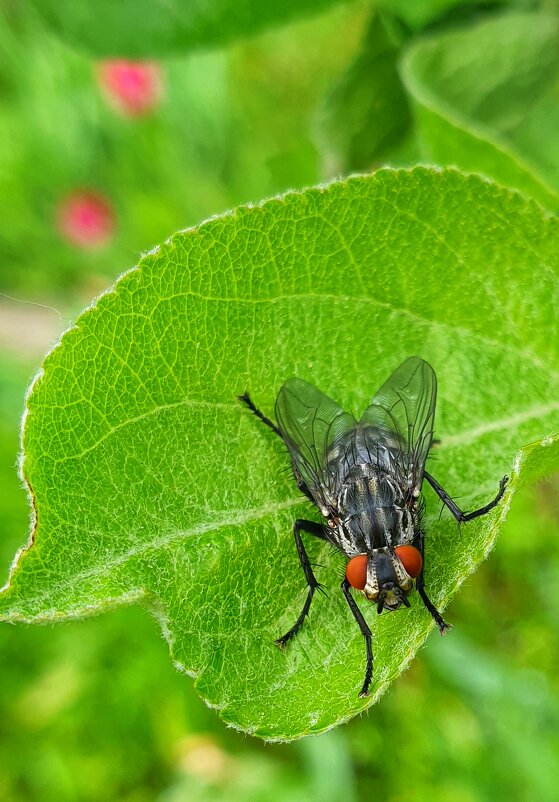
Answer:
345, 546, 423, 613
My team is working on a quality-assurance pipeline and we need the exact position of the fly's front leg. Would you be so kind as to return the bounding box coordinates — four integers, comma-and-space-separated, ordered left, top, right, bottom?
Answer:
414, 530, 451, 635
238, 393, 315, 503
276, 520, 326, 648
238, 393, 282, 438
341, 579, 374, 698
424, 471, 508, 523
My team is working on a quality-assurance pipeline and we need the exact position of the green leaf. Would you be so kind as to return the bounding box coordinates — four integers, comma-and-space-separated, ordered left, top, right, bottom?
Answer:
376, 0, 515, 31
2, 167, 559, 740
400, 11, 559, 210
27, 0, 344, 57
316, 13, 412, 172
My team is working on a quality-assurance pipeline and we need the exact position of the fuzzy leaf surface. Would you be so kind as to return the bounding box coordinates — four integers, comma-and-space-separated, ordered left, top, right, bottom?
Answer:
1, 168, 559, 739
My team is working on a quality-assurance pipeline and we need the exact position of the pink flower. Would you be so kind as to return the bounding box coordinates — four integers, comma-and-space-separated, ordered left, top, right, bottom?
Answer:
97, 60, 163, 117
57, 191, 115, 249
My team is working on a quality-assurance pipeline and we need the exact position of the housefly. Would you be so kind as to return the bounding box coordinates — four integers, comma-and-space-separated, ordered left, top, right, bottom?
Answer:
239, 357, 508, 697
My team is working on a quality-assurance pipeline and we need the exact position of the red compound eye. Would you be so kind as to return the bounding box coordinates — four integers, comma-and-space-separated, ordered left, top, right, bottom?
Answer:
395, 545, 423, 578
346, 555, 368, 589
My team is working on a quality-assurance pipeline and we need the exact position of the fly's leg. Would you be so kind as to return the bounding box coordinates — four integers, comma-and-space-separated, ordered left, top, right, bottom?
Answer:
414, 530, 451, 635
341, 578, 374, 697
275, 519, 327, 648
238, 393, 315, 503
418, 472, 508, 629
424, 472, 509, 523
238, 392, 282, 438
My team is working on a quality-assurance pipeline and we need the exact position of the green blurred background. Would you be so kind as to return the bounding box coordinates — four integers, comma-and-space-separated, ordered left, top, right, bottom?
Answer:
2, 1, 559, 800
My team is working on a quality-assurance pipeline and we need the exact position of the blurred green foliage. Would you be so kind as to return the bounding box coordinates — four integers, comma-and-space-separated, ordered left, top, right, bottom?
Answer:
0, 3, 365, 297
26, 0, 345, 57
401, 10, 559, 210
2, 0, 559, 798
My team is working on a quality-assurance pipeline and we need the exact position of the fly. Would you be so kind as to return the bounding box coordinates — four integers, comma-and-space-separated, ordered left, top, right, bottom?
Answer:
239, 357, 508, 697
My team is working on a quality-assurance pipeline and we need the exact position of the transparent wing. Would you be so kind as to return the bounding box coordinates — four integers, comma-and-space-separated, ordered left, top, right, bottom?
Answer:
359, 357, 437, 490
275, 378, 355, 509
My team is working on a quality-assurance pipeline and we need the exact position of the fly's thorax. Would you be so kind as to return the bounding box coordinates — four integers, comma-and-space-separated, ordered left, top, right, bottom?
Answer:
333, 467, 419, 554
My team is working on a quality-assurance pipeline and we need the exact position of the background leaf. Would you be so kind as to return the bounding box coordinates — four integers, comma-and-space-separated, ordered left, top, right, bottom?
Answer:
315, 12, 412, 172
376, 0, 516, 31
26, 0, 345, 57
400, 11, 559, 210
1, 167, 559, 740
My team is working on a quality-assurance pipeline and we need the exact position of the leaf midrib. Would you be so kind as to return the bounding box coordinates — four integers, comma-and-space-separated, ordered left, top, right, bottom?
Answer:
0, 496, 305, 620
